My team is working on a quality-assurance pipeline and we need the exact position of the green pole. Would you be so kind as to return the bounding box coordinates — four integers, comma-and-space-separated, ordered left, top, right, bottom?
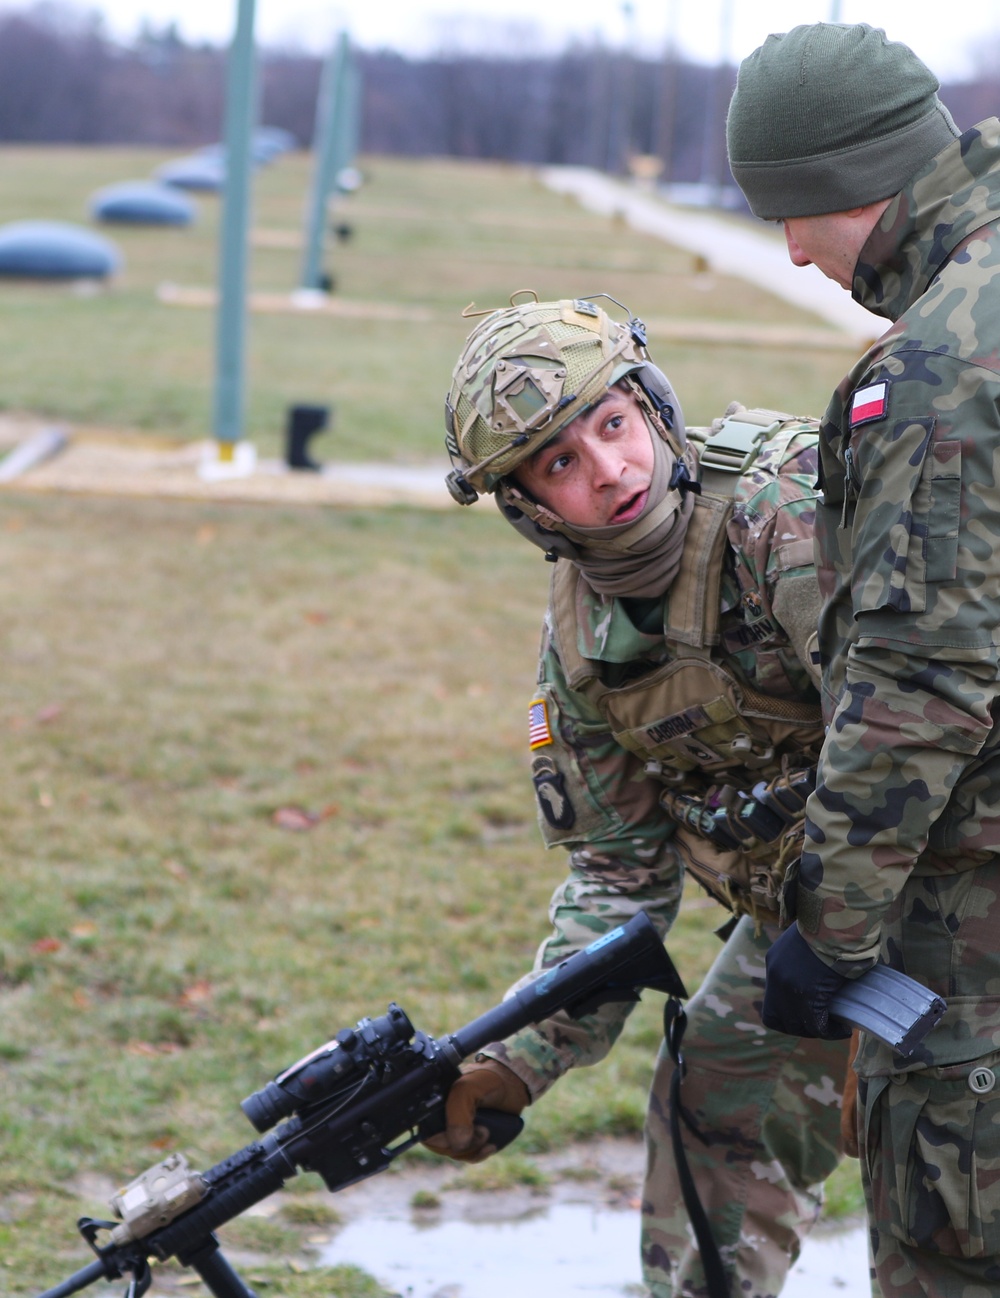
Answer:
341, 53, 362, 174
301, 31, 350, 291
213, 0, 257, 454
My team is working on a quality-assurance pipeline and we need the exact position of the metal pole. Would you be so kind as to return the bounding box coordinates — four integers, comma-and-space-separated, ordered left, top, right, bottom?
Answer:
301, 31, 350, 291
699, 0, 733, 204
341, 53, 362, 172
654, 0, 681, 186
212, 0, 257, 457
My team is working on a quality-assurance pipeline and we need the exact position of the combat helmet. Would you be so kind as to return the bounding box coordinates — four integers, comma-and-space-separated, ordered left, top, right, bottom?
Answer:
444, 293, 685, 505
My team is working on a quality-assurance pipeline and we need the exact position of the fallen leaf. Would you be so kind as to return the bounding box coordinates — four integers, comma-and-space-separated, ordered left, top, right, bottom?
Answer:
303, 610, 329, 625
195, 524, 216, 545
36, 702, 64, 724
71, 988, 91, 1009
31, 937, 61, 954
70, 922, 97, 938
126, 1041, 160, 1057
179, 980, 213, 1007
163, 858, 189, 880
150, 1135, 175, 1150
272, 806, 316, 831
37, 790, 53, 808
272, 804, 338, 831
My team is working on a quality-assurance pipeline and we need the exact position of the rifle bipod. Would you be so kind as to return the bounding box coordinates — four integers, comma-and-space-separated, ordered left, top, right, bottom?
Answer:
42, 1222, 259, 1298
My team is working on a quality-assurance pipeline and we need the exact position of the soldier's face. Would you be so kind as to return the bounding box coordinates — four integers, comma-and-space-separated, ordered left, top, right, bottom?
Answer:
781, 203, 889, 289
512, 386, 655, 528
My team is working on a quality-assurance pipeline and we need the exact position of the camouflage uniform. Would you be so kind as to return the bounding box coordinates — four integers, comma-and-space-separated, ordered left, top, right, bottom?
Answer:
486, 416, 852, 1298
801, 119, 1000, 1295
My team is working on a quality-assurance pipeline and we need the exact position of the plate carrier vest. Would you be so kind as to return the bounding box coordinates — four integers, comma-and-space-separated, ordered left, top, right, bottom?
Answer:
549, 408, 825, 923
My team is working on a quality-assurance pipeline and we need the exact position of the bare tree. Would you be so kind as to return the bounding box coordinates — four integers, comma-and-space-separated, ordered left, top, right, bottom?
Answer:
0, 5, 985, 185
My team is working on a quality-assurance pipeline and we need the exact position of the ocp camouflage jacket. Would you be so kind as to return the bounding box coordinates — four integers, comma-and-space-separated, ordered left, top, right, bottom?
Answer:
801, 119, 1000, 979
489, 414, 822, 1099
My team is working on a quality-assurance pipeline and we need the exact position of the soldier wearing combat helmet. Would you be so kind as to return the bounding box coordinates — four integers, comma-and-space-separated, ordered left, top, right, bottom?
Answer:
427, 293, 857, 1298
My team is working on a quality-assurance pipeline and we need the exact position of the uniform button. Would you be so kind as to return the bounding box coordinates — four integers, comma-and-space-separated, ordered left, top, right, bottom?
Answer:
890, 1072, 906, 1086
969, 1067, 996, 1095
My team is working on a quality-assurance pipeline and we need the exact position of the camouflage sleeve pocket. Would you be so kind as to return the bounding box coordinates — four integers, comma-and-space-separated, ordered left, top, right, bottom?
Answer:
851, 416, 937, 616
862, 1053, 1000, 1259
913, 437, 962, 584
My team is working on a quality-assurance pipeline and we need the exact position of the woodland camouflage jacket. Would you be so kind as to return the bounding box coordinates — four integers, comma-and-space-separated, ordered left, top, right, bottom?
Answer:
801, 119, 1000, 975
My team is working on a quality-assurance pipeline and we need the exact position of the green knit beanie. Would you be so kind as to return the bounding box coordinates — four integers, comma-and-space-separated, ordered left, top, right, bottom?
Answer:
727, 23, 960, 219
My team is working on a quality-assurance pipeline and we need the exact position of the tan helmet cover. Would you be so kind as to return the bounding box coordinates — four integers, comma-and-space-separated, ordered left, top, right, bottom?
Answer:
445, 296, 652, 501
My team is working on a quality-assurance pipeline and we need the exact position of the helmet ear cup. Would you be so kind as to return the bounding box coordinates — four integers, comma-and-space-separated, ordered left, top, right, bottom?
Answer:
634, 363, 684, 440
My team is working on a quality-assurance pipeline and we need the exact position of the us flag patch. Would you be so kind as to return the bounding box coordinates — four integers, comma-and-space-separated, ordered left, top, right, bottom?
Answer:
850, 380, 889, 427
529, 697, 553, 749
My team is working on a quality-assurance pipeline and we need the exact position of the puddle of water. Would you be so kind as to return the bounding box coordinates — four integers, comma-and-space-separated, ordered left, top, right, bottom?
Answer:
320, 1205, 870, 1298
783, 1223, 870, 1296
322, 1202, 642, 1296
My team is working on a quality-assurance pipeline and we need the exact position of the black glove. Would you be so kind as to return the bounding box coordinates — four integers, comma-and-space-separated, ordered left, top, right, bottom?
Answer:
762, 923, 852, 1039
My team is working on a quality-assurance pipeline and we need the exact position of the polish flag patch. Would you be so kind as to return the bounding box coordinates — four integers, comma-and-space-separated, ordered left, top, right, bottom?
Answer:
849, 380, 889, 427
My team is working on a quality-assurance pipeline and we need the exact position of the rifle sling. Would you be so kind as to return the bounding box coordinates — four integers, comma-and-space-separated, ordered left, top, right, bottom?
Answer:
664, 997, 731, 1298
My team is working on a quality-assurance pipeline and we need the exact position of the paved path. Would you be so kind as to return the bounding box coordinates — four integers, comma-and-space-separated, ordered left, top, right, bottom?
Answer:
541, 166, 879, 347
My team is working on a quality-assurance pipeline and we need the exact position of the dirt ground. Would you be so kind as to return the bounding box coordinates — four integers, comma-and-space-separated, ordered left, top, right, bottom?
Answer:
0, 414, 461, 511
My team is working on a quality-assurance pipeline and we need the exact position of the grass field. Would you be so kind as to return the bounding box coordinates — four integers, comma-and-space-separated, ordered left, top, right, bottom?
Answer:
0, 146, 850, 456
0, 148, 863, 1295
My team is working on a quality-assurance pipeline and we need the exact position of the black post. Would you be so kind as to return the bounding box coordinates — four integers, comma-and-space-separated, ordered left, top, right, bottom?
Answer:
285, 404, 330, 471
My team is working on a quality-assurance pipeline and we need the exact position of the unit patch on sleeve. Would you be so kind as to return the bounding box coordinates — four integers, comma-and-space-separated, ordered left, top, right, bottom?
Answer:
528, 696, 553, 749
849, 380, 889, 427
531, 755, 575, 829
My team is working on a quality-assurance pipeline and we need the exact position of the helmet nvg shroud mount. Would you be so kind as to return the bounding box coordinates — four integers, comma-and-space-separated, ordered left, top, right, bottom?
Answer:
444, 293, 683, 505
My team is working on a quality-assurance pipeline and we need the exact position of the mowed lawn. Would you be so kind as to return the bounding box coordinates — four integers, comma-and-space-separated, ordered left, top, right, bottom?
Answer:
0, 145, 849, 452
0, 149, 861, 1295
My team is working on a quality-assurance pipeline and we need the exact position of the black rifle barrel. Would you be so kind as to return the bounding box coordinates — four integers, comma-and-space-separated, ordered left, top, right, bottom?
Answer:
448, 911, 686, 1059
36, 1259, 106, 1298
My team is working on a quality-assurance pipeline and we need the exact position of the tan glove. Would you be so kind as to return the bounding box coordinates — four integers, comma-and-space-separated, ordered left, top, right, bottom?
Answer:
422, 1056, 530, 1164
841, 1028, 861, 1159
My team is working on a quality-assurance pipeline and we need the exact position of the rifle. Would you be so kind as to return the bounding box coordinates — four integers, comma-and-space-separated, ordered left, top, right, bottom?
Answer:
36, 911, 687, 1298
35, 911, 946, 1298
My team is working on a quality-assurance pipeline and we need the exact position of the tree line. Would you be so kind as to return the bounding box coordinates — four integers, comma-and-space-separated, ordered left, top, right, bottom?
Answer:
0, 4, 994, 187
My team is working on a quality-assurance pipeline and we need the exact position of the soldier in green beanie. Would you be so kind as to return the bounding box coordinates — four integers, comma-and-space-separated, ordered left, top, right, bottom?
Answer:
728, 23, 1000, 1298
426, 294, 859, 1298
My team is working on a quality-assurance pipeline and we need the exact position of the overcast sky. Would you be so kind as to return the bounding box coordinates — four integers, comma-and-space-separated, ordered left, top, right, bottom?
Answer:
79, 0, 1000, 80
